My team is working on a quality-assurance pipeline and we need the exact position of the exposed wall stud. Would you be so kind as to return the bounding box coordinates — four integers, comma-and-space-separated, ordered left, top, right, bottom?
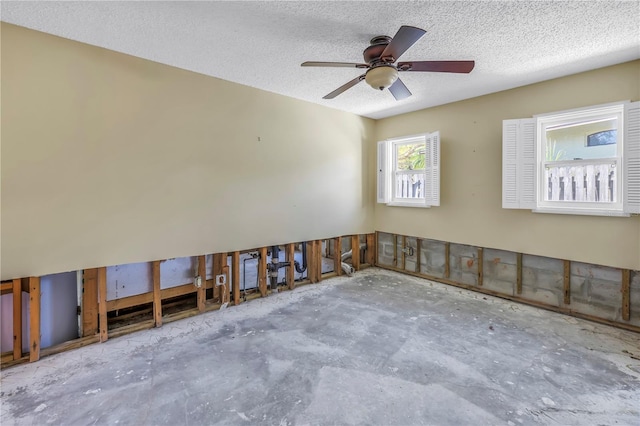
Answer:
366, 233, 375, 266
197, 256, 206, 310
563, 260, 571, 305
213, 253, 228, 304
351, 235, 360, 271
13, 278, 22, 360
516, 253, 523, 295
29, 277, 41, 362
307, 241, 315, 283
315, 240, 323, 281
152, 261, 163, 326
393, 234, 398, 267
416, 239, 422, 273
334, 237, 342, 276
286, 244, 295, 289
478, 248, 484, 286
98, 267, 108, 343
444, 242, 450, 279
82, 269, 99, 337
375, 231, 379, 266
622, 269, 631, 321
258, 247, 267, 296
232, 251, 240, 304
401, 235, 407, 270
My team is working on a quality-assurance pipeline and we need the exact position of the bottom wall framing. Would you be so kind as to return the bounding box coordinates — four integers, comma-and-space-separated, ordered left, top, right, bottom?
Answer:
0, 235, 374, 368
2, 231, 637, 369
375, 231, 640, 333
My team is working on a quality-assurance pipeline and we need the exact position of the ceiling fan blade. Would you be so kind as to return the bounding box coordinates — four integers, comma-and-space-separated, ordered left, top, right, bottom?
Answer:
302, 61, 369, 69
380, 26, 426, 62
388, 78, 412, 101
323, 74, 366, 99
398, 60, 475, 73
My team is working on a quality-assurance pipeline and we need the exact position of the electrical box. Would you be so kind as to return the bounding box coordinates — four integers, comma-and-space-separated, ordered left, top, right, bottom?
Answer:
193, 275, 202, 288
215, 274, 226, 286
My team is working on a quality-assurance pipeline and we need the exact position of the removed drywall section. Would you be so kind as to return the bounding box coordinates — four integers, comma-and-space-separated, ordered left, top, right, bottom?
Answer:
449, 243, 478, 286
482, 249, 517, 296
521, 255, 564, 307
418, 239, 447, 278
377, 231, 639, 332
40, 272, 78, 349
570, 262, 625, 323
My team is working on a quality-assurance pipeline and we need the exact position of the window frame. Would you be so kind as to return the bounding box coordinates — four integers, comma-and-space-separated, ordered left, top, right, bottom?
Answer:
390, 136, 427, 205
377, 132, 440, 208
535, 103, 624, 214
502, 100, 640, 217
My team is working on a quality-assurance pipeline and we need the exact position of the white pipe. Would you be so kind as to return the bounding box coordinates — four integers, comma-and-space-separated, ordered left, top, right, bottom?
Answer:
341, 262, 355, 276
341, 243, 367, 262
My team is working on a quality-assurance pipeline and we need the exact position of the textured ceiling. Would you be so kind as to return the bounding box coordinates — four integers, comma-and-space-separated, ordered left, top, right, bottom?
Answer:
2, 1, 639, 119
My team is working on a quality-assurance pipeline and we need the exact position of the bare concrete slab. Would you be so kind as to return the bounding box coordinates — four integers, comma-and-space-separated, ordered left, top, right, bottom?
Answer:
1, 268, 639, 425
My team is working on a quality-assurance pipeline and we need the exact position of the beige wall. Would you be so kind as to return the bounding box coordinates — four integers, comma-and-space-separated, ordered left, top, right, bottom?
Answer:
375, 60, 640, 270
1, 24, 375, 280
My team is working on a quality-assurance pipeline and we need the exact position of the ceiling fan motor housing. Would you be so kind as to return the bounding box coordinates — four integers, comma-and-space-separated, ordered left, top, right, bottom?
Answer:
363, 35, 393, 64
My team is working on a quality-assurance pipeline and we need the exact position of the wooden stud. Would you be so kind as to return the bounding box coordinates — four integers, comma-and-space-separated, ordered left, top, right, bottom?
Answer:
516, 253, 523, 295
0, 281, 13, 295
366, 233, 375, 266
232, 251, 241, 304
393, 234, 398, 267
197, 256, 207, 311
98, 267, 108, 343
401, 235, 407, 270
307, 241, 316, 283
258, 247, 268, 296
212, 253, 228, 304
622, 269, 630, 321
82, 269, 99, 337
28, 277, 41, 362
563, 260, 571, 305
375, 231, 379, 266
152, 261, 162, 326
334, 237, 342, 276
315, 240, 323, 281
12, 279, 22, 360
444, 242, 450, 279
478, 248, 484, 287
286, 244, 295, 290
351, 235, 360, 271
416, 239, 422, 273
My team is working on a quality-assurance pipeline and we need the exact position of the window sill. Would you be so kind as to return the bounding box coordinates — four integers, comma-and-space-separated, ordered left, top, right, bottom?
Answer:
532, 208, 630, 217
386, 202, 431, 208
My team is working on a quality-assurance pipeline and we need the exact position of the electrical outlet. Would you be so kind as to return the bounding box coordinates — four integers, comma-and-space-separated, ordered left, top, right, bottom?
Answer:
215, 274, 226, 286
194, 275, 202, 288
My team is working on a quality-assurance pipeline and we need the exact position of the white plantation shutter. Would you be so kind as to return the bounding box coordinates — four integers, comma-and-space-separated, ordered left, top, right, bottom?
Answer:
425, 131, 440, 206
520, 120, 537, 209
377, 140, 390, 203
624, 101, 640, 214
502, 120, 519, 208
502, 118, 537, 209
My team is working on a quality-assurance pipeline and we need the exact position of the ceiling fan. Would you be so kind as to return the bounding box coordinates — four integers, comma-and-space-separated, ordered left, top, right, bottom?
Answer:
301, 25, 475, 101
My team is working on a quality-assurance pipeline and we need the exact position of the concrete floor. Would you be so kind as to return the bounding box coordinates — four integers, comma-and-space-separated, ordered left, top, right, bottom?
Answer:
1, 268, 639, 425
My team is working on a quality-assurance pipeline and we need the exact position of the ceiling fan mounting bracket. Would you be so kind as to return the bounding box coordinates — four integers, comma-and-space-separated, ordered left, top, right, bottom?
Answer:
369, 35, 392, 45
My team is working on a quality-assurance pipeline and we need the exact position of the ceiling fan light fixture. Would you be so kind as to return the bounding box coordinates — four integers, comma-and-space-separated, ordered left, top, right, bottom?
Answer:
365, 66, 398, 91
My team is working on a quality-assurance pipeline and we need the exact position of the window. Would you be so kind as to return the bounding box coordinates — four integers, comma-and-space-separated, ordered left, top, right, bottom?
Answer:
502, 101, 640, 216
377, 132, 440, 207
